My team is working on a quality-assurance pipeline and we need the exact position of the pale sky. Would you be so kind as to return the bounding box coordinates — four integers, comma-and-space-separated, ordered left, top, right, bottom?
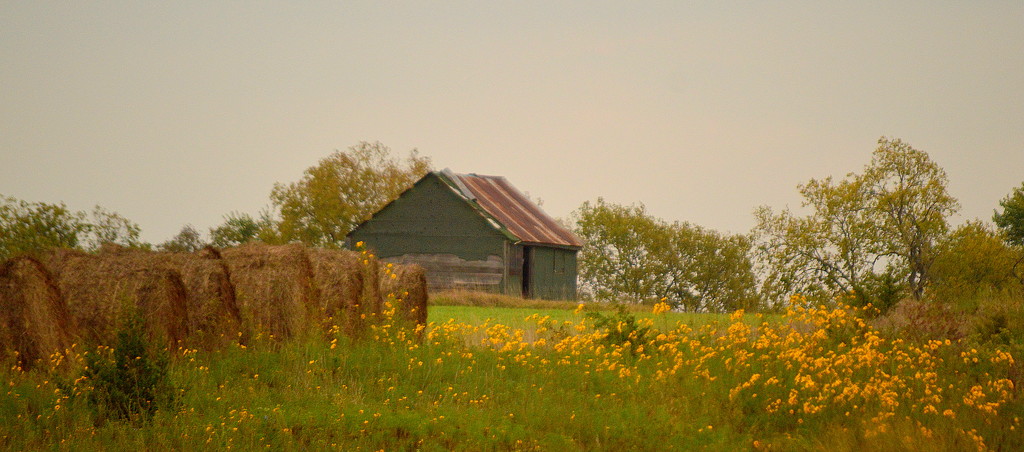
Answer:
2, 2, 1022, 244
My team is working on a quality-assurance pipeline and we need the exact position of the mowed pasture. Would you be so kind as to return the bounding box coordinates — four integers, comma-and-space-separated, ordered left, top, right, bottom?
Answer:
0, 286, 1021, 450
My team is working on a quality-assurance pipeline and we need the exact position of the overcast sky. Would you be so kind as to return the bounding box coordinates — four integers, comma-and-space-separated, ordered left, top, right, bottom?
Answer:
2, 2, 1022, 244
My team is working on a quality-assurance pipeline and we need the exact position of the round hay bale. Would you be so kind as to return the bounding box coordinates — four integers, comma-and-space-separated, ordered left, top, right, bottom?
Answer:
43, 250, 189, 348
362, 254, 383, 313
0, 256, 74, 368
308, 248, 364, 331
220, 243, 317, 339
159, 248, 240, 344
100, 246, 242, 347
381, 263, 429, 328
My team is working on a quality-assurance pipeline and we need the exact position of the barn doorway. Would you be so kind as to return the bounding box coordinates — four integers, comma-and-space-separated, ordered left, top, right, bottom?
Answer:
521, 245, 533, 298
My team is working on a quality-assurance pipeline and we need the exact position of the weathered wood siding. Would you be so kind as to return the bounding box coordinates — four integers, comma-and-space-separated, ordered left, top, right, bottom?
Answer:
383, 254, 503, 292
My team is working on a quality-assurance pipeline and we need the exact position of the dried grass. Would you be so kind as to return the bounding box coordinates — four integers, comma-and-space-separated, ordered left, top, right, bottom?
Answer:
307, 248, 364, 333
220, 244, 317, 339
0, 256, 74, 367
382, 264, 429, 327
101, 246, 241, 346
3, 244, 430, 351
42, 249, 189, 348
871, 299, 966, 342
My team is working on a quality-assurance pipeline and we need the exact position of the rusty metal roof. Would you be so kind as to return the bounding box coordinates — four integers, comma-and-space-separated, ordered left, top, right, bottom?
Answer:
441, 171, 583, 249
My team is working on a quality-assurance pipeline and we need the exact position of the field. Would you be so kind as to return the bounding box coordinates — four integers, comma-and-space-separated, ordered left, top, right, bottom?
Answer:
1, 295, 1021, 451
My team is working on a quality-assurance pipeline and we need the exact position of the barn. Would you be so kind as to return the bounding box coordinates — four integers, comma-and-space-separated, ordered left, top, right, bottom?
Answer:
347, 169, 582, 300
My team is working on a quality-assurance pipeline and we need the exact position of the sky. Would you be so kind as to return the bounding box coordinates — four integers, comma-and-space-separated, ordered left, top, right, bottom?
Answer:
2, 2, 1022, 244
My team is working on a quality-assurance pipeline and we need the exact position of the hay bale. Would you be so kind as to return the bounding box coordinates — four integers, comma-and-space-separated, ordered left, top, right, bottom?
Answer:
308, 248, 364, 330
0, 256, 74, 367
353, 253, 384, 333
381, 263, 429, 327
220, 244, 317, 339
42, 249, 189, 348
101, 246, 241, 345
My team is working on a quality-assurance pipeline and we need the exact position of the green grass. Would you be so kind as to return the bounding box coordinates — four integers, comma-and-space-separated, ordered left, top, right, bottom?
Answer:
429, 305, 744, 332
1, 301, 1020, 451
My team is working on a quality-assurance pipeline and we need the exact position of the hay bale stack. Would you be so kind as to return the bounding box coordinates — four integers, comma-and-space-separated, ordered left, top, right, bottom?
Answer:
381, 264, 429, 327
43, 249, 189, 348
220, 244, 317, 339
0, 256, 74, 367
104, 247, 242, 344
308, 248, 364, 330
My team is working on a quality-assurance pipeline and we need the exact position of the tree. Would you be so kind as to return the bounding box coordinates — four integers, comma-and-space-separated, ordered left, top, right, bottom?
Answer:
993, 182, 1024, 247
158, 225, 207, 253
0, 195, 88, 259
753, 137, 958, 307
268, 142, 431, 247
209, 212, 263, 247
85, 205, 144, 251
573, 198, 759, 311
930, 220, 1023, 305
863, 137, 959, 300
573, 199, 664, 303
0, 196, 146, 259
754, 175, 890, 307
656, 221, 760, 312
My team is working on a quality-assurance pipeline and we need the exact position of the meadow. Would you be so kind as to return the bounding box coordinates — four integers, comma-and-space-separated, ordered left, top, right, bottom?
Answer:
1, 294, 1021, 451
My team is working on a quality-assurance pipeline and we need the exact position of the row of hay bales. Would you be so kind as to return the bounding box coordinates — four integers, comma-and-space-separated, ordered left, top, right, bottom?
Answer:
0, 243, 428, 367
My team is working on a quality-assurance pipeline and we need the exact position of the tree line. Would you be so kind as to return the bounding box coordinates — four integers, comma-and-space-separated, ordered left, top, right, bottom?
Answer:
4, 138, 1023, 313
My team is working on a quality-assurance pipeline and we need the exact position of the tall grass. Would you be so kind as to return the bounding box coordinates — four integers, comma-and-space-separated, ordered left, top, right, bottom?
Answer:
1, 295, 1021, 450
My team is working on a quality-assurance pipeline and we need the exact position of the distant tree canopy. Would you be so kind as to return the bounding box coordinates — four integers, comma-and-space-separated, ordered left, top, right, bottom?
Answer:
264, 141, 432, 247
209, 211, 267, 248
753, 137, 960, 310
158, 224, 207, 253
994, 182, 1024, 248
930, 220, 1024, 304
573, 198, 759, 312
0, 195, 144, 260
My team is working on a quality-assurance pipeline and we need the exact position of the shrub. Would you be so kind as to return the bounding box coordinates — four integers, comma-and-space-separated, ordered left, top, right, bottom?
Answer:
871, 299, 964, 342
83, 313, 176, 422
586, 305, 652, 355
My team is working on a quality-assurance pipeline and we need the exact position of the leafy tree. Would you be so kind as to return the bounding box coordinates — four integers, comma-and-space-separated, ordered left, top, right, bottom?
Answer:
754, 175, 889, 307
158, 225, 207, 253
931, 220, 1024, 305
573, 199, 664, 303
654, 221, 760, 312
0, 195, 88, 259
85, 205, 144, 251
863, 137, 959, 299
993, 182, 1024, 247
268, 142, 431, 247
754, 137, 958, 307
573, 198, 759, 311
0, 196, 146, 259
209, 212, 263, 247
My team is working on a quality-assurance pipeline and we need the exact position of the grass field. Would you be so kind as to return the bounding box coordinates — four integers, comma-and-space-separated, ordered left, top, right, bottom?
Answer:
1, 295, 1021, 450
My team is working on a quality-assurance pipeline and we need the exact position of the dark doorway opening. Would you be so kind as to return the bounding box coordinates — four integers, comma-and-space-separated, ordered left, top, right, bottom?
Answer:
521, 246, 532, 298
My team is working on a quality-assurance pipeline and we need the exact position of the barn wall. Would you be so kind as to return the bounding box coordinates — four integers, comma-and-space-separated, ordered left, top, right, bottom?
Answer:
350, 173, 509, 292
383, 254, 504, 292
527, 246, 578, 300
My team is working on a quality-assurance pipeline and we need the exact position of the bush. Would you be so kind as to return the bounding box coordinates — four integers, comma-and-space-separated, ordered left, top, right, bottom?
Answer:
871, 299, 965, 342
83, 313, 176, 422
586, 305, 652, 355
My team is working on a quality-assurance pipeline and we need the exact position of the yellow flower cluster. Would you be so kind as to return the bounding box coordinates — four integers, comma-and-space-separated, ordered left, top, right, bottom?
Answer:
402, 294, 1020, 449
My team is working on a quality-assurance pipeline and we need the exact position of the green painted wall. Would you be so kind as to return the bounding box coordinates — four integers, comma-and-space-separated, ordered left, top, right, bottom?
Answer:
349, 173, 507, 261
527, 246, 578, 300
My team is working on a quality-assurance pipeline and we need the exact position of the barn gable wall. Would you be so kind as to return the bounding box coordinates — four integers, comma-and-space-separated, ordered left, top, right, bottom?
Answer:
349, 173, 510, 292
